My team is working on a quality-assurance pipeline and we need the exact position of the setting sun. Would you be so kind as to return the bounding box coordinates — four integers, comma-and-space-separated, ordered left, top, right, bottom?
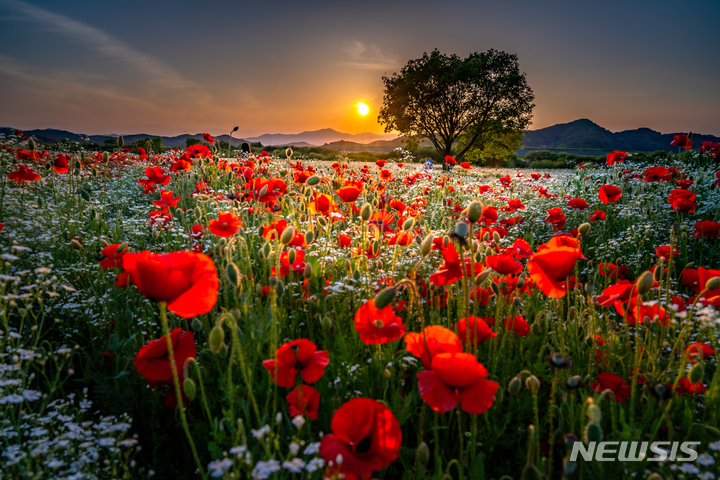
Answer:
356, 102, 370, 116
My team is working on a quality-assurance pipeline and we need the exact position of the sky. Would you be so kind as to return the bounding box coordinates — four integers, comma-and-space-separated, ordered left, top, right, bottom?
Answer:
1, 0, 719, 138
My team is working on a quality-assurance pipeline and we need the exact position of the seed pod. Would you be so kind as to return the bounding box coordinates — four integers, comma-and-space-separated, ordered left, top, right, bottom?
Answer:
474, 252, 482, 263
467, 201, 483, 223
353, 269, 361, 281
706, 276, 720, 291
277, 226, 295, 245
226, 262, 241, 287
374, 286, 396, 309
209, 326, 225, 354
286, 147, 293, 159
70, 239, 82, 251
320, 315, 332, 331
258, 185, 269, 198
402, 217, 415, 231
80, 189, 91, 201
416, 442, 430, 466
578, 222, 591, 236
191, 317, 203, 332
654, 263, 663, 281
361, 203, 373, 221
689, 363, 704, 384
99, 237, 110, 248
183, 378, 197, 401
507, 376, 522, 395
306, 175, 321, 186
28, 137, 36, 151
420, 234, 434, 257
525, 375, 540, 394
304, 263, 313, 278
455, 222, 469, 238
287, 248, 297, 265
490, 282, 500, 295
588, 404, 602, 424
117, 135, 124, 148
317, 216, 327, 227
635, 270, 654, 295
516, 276, 526, 289
305, 230, 314, 244
262, 243, 272, 258
584, 282, 595, 295
382, 368, 391, 379
255, 283, 264, 295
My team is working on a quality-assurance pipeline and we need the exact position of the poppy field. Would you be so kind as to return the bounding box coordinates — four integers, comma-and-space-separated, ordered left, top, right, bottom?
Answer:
2, 130, 720, 480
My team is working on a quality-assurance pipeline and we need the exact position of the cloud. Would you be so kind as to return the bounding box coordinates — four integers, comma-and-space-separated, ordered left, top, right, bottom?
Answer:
0, 0, 209, 102
338, 41, 399, 70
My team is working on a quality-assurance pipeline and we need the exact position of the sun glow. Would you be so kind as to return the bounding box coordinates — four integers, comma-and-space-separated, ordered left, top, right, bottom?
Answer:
356, 102, 370, 116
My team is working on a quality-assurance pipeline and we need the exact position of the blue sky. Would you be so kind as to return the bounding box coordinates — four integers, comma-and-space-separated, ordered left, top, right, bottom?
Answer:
1, 0, 718, 137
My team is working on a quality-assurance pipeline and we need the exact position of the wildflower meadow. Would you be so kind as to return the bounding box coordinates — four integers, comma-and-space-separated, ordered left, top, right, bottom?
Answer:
1, 130, 720, 480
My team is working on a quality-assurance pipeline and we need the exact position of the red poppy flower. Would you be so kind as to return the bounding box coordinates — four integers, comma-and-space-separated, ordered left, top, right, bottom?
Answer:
320, 398, 401, 478
133, 328, 196, 388
499, 175, 511, 186
171, 158, 192, 172
527, 239, 584, 298
336, 185, 362, 203
567, 198, 589, 210
98, 244, 127, 269
187, 144, 211, 158
404, 326, 463, 369
122, 251, 219, 318
685, 343, 715, 364
589, 210, 606, 222
592, 372, 631, 402
53, 154, 70, 174
142, 166, 171, 185
606, 151, 627, 166
209, 211, 242, 237
478, 206, 498, 225
694, 220, 720, 239
501, 199, 525, 213
668, 188, 696, 205
152, 190, 181, 208
597, 263, 628, 280
459, 162, 471, 170
485, 254, 523, 275
286, 385, 320, 420
375, 159, 388, 168
670, 134, 692, 149
417, 352, 499, 414
429, 242, 483, 286
354, 299, 406, 344
699, 141, 719, 157
368, 211, 395, 233
338, 233, 352, 248
8, 165, 41, 183
672, 198, 697, 213
643, 166, 671, 182
263, 339, 329, 388
544, 208, 566, 231
504, 316, 530, 336
202, 132, 214, 144
655, 245, 679, 261
674, 378, 706, 396
598, 185, 622, 204
445, 156, 457, 165
388, 231, 413, 246
695, 267, 720, 306
272, 249, 306, 277
308, 193, 336, 215
457, 316, 496, 346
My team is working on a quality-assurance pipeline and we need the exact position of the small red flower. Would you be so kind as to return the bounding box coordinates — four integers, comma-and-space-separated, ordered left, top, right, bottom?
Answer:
209, 211, 242, 237
262, 339, 329, 388
286, 385, 320, 420
685, 343, 715, 364
320, 398, 401, 478
598, 185, 622, 204
457, 316, 496, 346
133, 328, 196, 388
693, 220, 720, 239
202, 132, 214, 144
670, 134, 692, 150
592, 372, 631, 402
606, 151, 627, 166
8, 165, 41, 183
354, 299, 406, 344
567, 198, 589, 210
504, 316, 530, 336
485, 254, 523, 275
404, 325, 462, 369
98, 244, 127, 269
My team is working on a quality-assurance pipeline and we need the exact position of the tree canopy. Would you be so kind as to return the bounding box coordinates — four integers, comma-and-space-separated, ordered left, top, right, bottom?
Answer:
378, 49, 534, 167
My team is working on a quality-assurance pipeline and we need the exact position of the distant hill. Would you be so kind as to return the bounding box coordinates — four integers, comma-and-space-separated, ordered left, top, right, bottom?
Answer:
523, 119, 719, 152
244, 128, 396, 146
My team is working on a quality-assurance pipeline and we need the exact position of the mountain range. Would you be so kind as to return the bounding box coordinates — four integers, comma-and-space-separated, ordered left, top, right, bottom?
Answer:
1, 119, 717, 153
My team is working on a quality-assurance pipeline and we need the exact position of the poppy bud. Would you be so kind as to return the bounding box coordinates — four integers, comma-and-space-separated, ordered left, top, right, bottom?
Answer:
287, 248, 297, 265
507, 376, 523, 395
183, 378, 196, 401
521, 465, 540, 480
304, 263, 313, 278
584, 282, 595, 295
467, 201, 483, 223
516, 276, 526, 290
513, 297, 522, 307
635, 271, 654, 295
587, 404, 601, 424
70, 239, 82, 251
402, 217, 415, 231
373, 240, 381, 256
416, 442, 430, 466
353, 269, 361, 281
492, 231, 501, 244
99, 238, 110, 248
578, 222, 591, 236
490, 282, 500, 295
255, 283, 264, 295
117, 135, 124, 148
307, 175, 321, 186
420, 235, 433, 257
305, 230, 314, 244
525, 375, 540, 394
706, 426, 720, 438
320, 315, 332, 331
28, 137, 36, 151
209, 326, 225, 354
443, 235, 450, 246
361, 203, 373, 221
317, 216, 327, 227
689, 363, 704, 384
705, 276, 720, 291
285, 147, 293, 158
382, 368, 391, 379
455, 222, 469, 238
374, 286, 396, 309
225, 262, 241, 287
280, 226, 295, 245
483, 232, 490, 241
474, 252, 482, 263
191, 317, 203, 332
584, 423, 602, 443
646, 474, 664, 480
498, 280, 507, 292
80, 189, 91, 201
261, 243, 272, 258
475, 269, 492, 285
530, 322, 542, 335
258, 185, 269, 198
653, 263, 663, 281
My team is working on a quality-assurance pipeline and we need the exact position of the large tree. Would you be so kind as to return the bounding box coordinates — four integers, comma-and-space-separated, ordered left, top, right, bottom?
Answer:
378, 49, 534, 169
